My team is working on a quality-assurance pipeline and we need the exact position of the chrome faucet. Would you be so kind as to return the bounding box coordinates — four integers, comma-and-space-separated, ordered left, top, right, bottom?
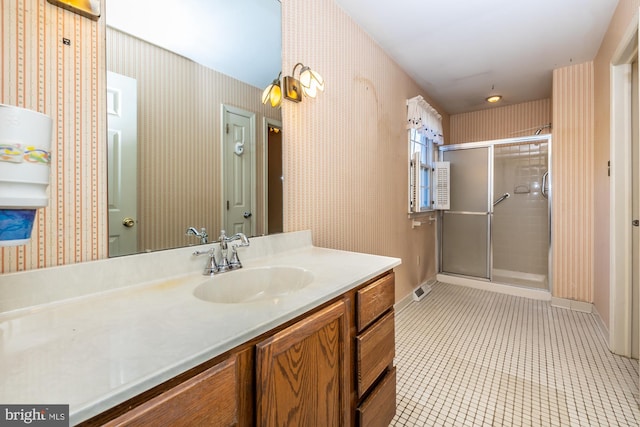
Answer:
186, 226, 208, 244
193, 229, 250, 275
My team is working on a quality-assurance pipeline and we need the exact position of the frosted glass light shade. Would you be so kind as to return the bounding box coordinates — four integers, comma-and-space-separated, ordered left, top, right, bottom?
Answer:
261, 82, 282, 108
299, 67, 324, 98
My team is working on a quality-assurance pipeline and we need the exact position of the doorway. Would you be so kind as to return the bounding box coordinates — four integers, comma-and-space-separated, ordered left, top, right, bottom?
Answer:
609, 12, 639, 359
265, 120, 283, 234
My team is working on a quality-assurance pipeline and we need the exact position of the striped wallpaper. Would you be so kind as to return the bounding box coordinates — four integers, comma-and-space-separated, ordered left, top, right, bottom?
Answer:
1, 0, 599, 307
281, 0, 449, 300
1, 0, 106, 273
551, 62, 594, 302
449, 99, 551, 145
106, 28, 281, 252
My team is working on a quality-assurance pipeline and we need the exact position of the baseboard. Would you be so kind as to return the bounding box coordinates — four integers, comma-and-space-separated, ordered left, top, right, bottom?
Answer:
550, 297, 593, 313
591, 304, 610, 348
437, 273, 551, 301
395, 278, 437, 314
394, 292, 414, 314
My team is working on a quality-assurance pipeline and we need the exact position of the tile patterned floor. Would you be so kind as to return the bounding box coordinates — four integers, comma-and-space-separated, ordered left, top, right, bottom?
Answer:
391, 282, 640, 426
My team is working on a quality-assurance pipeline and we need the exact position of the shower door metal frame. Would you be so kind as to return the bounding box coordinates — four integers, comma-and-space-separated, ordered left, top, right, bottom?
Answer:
437, 134, 553, 292
438, 145, 492, 279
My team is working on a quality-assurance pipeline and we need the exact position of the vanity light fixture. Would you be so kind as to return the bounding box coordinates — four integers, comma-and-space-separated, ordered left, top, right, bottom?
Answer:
282, 63, 325, 103
261, 72, 283, 108
47, 0, 100, 20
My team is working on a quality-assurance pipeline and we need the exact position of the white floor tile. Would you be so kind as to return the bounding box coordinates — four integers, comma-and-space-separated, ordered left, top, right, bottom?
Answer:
391, 282, 640, 426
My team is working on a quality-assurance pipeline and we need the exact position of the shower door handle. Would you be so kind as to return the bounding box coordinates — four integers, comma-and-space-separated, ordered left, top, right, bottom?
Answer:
493, 193, 510, 207
541, 171, 549, 199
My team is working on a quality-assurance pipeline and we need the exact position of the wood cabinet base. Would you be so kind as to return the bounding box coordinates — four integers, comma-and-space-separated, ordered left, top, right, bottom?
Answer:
357, 367, 397, 427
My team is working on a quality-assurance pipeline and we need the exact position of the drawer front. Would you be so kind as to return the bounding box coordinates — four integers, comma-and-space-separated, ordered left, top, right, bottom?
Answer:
356, 272, 395, 332
357, 367, 397, 427
356, 310, 395, 397
105, 356, 239, 427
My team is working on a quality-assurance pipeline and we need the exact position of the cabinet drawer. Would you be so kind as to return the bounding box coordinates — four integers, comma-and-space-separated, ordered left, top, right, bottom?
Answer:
356, 367, 397, 427
356, 310, 395, 397
356, 273, 395, 332
105, 356, 239, 427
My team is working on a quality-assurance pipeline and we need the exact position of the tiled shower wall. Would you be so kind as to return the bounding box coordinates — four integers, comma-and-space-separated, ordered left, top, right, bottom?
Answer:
493, 142, 549, 277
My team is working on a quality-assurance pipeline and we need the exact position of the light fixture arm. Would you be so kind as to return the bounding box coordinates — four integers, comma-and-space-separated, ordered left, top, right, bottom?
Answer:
290, 62, 304, 77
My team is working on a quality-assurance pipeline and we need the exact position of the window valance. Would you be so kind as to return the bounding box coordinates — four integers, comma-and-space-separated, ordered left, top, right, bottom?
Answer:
406, 95, 443, 145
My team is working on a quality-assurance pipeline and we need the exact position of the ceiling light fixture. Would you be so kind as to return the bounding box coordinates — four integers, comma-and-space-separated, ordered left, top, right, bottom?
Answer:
485, 84, 502, 104
261, 72, 282, 108
283, 63, 324, 103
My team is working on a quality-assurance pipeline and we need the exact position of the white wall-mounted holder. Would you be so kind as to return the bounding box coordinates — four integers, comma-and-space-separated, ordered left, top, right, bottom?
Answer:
412, 216, 436, 228
0, 104, 53, 246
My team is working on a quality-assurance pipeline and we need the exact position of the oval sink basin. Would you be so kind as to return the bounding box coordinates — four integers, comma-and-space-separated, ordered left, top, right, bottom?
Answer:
193, 266, 314, 304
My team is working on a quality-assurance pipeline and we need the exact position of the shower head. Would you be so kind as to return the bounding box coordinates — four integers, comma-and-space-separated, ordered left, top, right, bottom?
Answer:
534, 123, 552, 135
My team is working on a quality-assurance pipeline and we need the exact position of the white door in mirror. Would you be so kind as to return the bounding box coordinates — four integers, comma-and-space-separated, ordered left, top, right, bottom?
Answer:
107, 71, 138, 256
223, 105, 255, 236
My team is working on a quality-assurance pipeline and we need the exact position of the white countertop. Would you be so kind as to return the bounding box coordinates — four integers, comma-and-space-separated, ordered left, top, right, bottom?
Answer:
0, 233, 400, 425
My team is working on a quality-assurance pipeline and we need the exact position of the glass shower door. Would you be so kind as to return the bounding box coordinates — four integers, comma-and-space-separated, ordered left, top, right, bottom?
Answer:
492, 141, 549, 289
441, 147, 490, 279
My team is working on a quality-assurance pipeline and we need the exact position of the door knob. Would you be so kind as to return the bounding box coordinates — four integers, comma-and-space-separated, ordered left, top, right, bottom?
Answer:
122, 217, 136, 228
243, 212, 252, 219
633, 219, 639, 227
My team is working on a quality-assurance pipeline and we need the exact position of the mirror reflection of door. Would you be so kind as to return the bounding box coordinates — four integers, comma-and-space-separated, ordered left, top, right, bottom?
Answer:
267, 123, 283, 234
107, 71, 138, 257
223, 105, 256, 236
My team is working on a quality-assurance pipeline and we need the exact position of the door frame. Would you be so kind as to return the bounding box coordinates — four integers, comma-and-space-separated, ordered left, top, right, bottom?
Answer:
263, 117, 282, 234
609, 9, 639, 356
220, 104, 257, 235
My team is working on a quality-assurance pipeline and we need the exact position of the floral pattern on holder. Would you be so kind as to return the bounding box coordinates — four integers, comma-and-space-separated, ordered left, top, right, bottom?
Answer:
0, 143, 51, 164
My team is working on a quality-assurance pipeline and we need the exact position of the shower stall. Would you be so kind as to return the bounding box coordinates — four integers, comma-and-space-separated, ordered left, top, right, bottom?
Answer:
438, 135, 551, 291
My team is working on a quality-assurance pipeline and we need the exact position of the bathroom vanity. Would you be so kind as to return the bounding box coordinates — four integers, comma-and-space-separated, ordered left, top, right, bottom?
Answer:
0, 231, 400, 426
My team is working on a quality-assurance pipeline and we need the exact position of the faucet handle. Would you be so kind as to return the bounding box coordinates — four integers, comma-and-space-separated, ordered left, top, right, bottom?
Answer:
228, 245, 242, 269
193, 248, 219, 275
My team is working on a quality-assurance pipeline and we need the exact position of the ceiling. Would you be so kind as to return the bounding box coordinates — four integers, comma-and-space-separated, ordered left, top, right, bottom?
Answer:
106, 0, 619, 115
106, 0, 282, 90
333, 0, 619, 114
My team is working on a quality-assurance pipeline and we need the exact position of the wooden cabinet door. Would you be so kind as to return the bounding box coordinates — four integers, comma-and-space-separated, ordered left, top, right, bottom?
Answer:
256, 300, 350, 427
104, 353, 244, 427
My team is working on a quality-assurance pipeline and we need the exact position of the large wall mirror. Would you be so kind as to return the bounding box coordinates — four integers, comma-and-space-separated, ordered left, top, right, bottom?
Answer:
105, 0, 283, 257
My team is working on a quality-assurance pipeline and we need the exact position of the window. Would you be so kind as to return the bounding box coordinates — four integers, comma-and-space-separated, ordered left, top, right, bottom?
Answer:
409, 128, 435, 212
406, 95, 443, 214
